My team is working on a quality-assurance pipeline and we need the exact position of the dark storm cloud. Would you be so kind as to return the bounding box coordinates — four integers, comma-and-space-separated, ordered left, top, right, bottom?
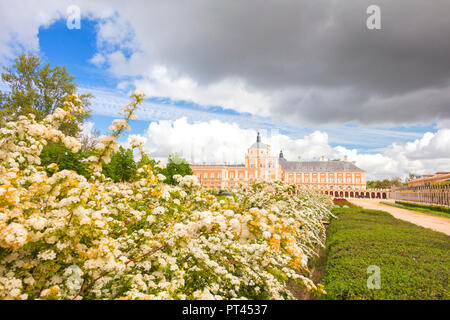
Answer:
113, 0, 450, 125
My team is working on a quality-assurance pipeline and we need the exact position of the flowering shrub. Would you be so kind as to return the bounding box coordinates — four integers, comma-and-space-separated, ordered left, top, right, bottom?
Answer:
0, 90, 333, 300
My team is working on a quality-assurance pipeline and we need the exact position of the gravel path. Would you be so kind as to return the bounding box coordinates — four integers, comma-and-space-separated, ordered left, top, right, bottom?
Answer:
347, 199, 450, 236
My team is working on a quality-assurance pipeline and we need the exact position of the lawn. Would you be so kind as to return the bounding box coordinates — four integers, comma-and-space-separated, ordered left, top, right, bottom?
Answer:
215, 194, 237, 202
321, 205, 450, 300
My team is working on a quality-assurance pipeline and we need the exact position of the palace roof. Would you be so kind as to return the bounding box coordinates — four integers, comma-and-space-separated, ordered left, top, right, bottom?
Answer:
249, 141, 269, 149
190, 164, 245, 168
279, 159, 365, 172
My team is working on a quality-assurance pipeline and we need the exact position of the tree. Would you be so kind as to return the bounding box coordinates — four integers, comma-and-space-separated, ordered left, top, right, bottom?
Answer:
138, 154, 162, 173
40, 142, 93, 179
0, 52, 92, 136
79, 127, 101, 153
406, 173, 422, 181
103, 146, 136, 183
366, 177, 406, 189
161, 153, 193, 185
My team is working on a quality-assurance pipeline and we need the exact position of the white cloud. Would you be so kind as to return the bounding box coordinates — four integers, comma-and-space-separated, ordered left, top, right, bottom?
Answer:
80, 121, 95, 136
133, 117, 256, 164
111, 64, 272, 115
89, 53, 106, 66
0, 1, 117, 63
389, 129, 450, 160
87, 1, 450, 126
0, 0, 63, 62
96, 16, 135, 50
1, 1, 450, 126
130, 117, 450, 180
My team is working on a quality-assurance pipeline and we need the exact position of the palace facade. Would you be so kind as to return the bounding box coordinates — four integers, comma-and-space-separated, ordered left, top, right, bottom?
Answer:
191, 133, 367, 194
407, 172, 450, 187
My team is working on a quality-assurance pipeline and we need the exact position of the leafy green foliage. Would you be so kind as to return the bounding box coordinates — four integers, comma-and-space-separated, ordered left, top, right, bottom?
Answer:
431, 180, 450, 186
321, 206, 450, 299
366, 173, 425, 189
0, 52, 93, 136
394, 201, 450, 218
366, 177, 406, 189
138, 154, 161, 173
103, 146, 136, 182
40, 142, 92, 178
160, 153, 193, 185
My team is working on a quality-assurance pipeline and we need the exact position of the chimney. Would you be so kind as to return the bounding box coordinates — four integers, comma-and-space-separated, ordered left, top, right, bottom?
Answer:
297, 156, 301, 162
313, 157, 316, 161
352, 161, 356, 165
344, 155, 348, 161
321, 155, 325, 161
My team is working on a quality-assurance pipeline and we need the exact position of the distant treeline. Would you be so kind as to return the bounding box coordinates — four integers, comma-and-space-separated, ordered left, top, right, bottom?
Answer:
366, 173, 422, 189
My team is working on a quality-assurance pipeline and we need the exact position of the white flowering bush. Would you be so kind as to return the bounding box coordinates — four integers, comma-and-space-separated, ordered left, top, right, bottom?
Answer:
0, 90, 333, 300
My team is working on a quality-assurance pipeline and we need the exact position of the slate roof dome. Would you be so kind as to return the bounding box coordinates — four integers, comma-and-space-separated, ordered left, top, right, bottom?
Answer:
249, 132, 268, 149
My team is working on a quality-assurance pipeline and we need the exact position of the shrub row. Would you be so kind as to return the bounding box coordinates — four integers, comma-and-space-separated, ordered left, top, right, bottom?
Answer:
395, 201, 450, 215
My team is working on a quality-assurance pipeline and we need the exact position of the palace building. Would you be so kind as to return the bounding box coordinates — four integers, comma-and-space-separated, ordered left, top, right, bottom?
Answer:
407, 172, 450, 187
191, 133, 367, 195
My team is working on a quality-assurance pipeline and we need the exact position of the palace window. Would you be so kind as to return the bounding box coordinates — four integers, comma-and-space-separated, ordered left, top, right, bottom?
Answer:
321, 178, 325, 183
330, 178, 334, 183
204, 173, 208, 179
217, 173, 221, 179
356, 178, 360, 183
211, 173, 215, 179
338, 178, 342, 183
313, 178, 317, 183
347, 177, 351, 183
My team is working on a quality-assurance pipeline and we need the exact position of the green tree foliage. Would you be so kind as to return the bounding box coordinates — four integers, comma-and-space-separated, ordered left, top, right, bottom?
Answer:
40, 141, 172, 184
366, 177, 406, 189
103, 146, 136, 183
138, 154, 162, 172
406, 173, 422, 181
40, 142, 93, 179
0, 52, 93, 136
161, 153, 193, 185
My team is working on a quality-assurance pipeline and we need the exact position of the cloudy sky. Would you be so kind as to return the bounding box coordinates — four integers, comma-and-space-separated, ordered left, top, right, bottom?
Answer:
1, 0, 450, 179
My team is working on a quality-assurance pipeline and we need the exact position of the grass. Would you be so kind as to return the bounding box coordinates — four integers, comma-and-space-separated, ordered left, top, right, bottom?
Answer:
385, 201, 450, 219
333, 199, 355, 207
321, 205, 450, 300
215, 194, 237, 202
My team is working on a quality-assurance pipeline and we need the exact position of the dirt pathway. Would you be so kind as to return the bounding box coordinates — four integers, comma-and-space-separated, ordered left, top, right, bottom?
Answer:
347, 199, 450, 236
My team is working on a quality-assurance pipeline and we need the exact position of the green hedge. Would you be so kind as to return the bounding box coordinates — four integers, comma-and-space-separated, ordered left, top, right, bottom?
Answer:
321, 207, 450, 299
395, 201, 450, 215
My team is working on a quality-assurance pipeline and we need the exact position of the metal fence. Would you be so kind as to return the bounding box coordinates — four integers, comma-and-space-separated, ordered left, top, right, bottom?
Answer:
389, 185, 450, 206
